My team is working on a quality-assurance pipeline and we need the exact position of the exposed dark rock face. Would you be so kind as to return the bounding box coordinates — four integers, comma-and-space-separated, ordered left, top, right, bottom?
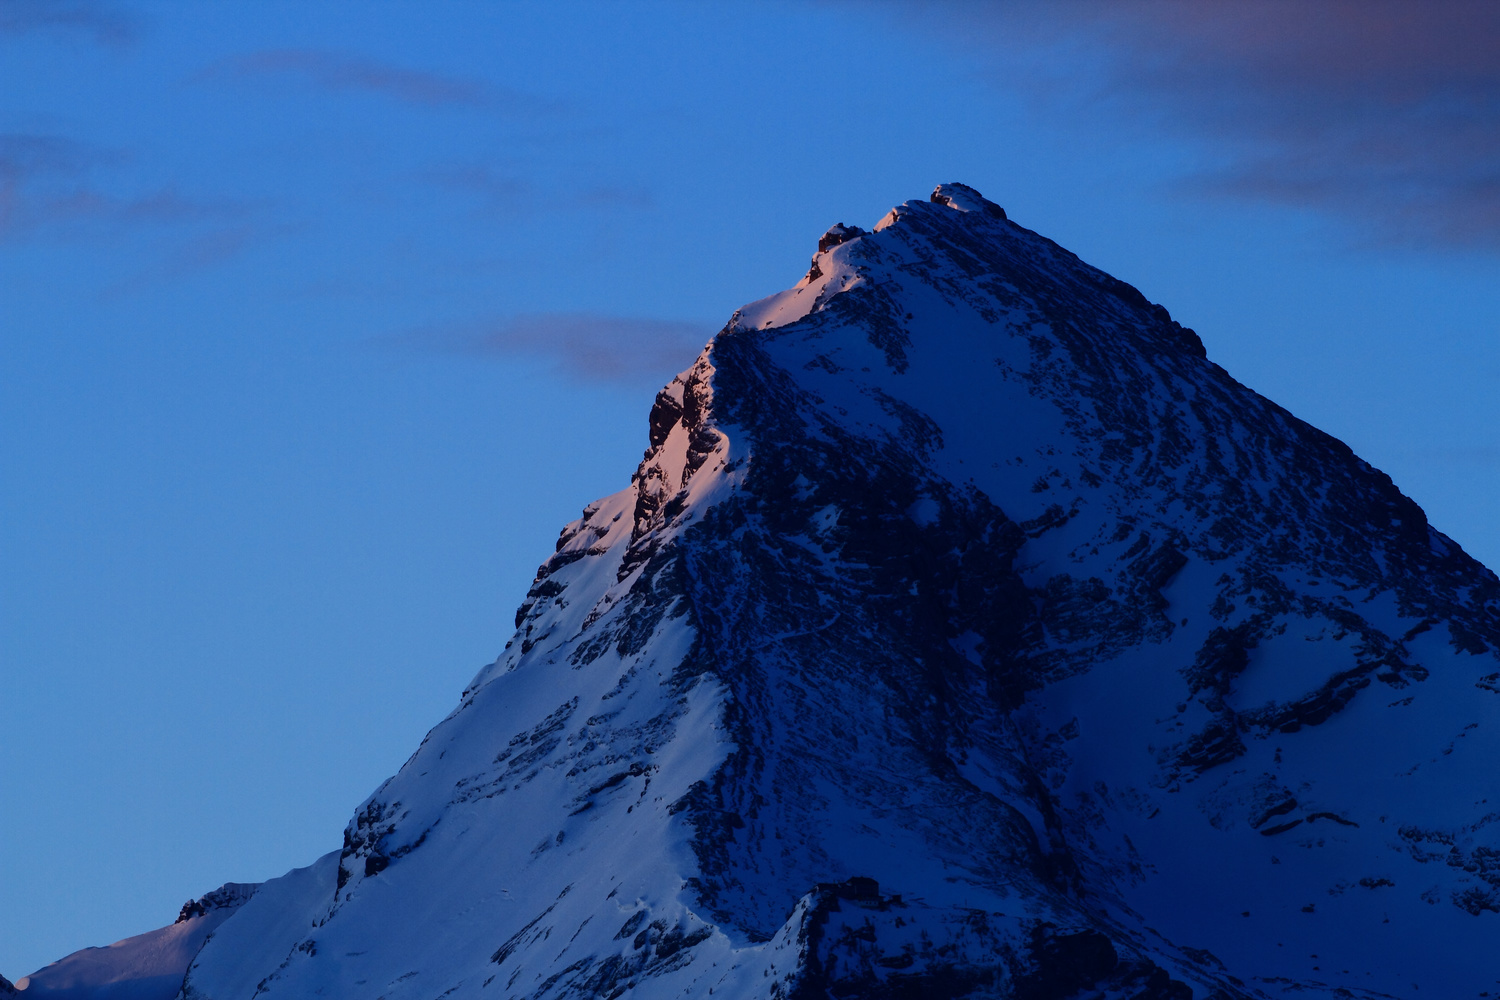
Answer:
175, 882, 259, 924
776, 887, 1195, 1000
819, 223, 867, 253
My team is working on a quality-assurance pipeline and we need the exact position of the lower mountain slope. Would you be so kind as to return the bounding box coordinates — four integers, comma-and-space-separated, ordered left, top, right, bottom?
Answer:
22, 185, 1500, 1000
15, 885, 256, 1000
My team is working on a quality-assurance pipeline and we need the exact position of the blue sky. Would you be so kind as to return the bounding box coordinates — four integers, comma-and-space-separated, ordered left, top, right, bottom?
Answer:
3, 0, 1497, 978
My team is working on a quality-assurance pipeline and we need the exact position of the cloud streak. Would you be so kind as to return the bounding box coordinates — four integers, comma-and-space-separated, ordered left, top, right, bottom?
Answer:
0, 132, 288, 288
0, 133, 266, 236
0, 132, 120, 236
0, 0, 137, 45
201, 49, 545, 113
400, 313, 714, 384
0, 133, 116, 181
897, 1, 1500, 252
2, 184, 256, 242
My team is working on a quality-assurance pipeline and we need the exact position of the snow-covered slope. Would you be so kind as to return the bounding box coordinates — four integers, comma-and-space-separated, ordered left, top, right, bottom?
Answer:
15, 885, 255, 1000
22, 185, 1500, 999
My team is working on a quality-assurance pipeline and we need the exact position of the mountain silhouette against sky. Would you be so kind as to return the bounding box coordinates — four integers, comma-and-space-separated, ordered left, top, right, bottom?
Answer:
17, 185, 1500, 1000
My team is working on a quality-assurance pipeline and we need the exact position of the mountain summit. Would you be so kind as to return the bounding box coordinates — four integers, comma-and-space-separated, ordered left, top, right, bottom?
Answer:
22, 185, 1500, 1000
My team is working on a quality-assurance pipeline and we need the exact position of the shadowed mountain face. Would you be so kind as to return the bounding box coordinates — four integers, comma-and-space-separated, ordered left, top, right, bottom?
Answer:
24, 186, 1500, 1000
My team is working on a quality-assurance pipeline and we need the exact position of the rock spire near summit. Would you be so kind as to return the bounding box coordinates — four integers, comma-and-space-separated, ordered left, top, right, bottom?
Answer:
19, 185, 1500, 1000
930, 181, 1007, 218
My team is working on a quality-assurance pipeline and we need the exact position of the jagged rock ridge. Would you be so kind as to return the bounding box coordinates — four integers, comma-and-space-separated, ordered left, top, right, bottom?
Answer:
20, 184, 1500, 1000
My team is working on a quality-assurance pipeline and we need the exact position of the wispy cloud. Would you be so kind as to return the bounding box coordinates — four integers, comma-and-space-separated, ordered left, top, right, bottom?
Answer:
0, 0, 137, 45
398, 313, 714, 383
0, 132, 117, 181
0, 133, 264, 238
0, 131, 289, 288
2, 183, 256, 241
0, 132, 121, 235
892, 1, 1500, 252
200, 48, 546, 113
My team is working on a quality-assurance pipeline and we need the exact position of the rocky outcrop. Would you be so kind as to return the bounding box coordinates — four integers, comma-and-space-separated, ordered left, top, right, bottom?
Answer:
174, 881, 258, 923
775, 882, 1195, 1000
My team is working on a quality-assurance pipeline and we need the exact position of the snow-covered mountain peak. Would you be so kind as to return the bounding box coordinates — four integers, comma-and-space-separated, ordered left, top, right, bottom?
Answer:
22, 186, 1500, 1000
